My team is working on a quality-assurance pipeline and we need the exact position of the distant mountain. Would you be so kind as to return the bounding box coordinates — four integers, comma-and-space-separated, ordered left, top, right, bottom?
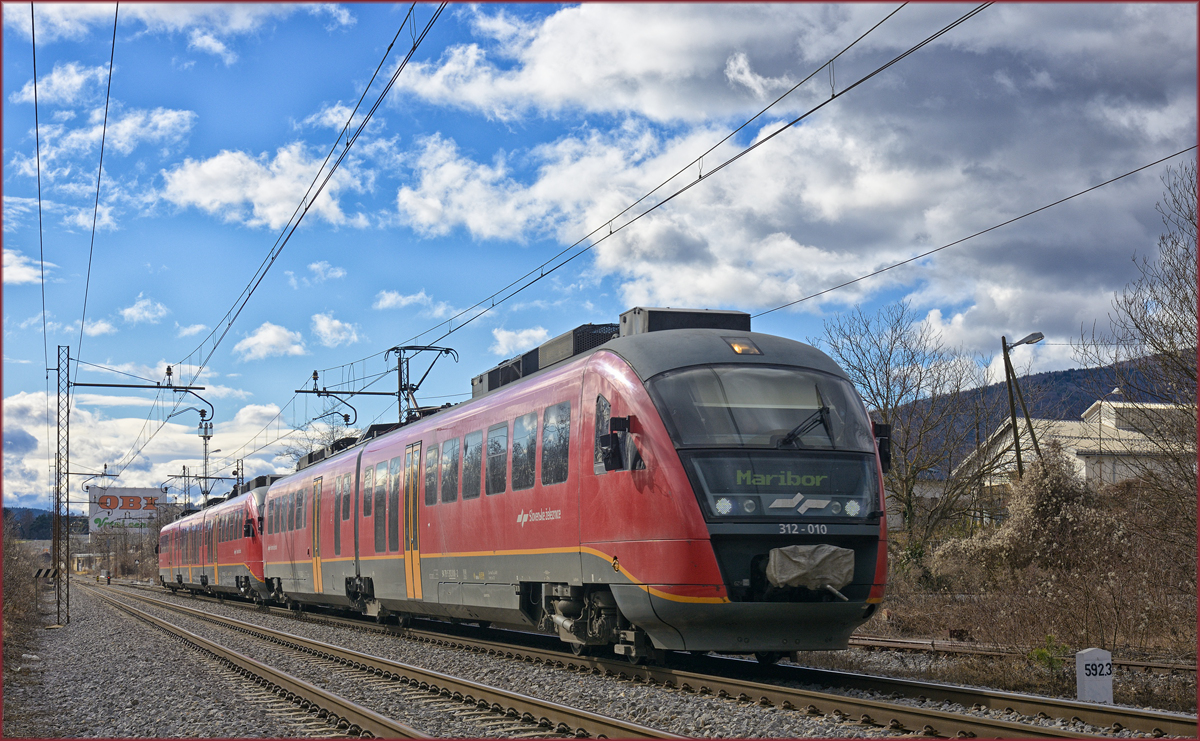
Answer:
4, 507, 88, 539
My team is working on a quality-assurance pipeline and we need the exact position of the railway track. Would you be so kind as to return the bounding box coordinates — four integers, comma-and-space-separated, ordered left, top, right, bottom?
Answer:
109, 581, 1195, 738
83, 585, 428, 738
96, 584, 679, 739
849, 635, 1197, 676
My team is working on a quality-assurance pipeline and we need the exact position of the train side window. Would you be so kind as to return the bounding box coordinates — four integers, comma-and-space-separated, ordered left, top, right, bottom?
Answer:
362, 465, 375, 518
296, 489, 305, 530
374, 461, 388, 552
512, 413, 537, 491
387, 456, 402, 552
287, 491, 296, 531
342, 473, 352, 521
424, 446, 439, 506
440, 437, 460, 503
267, 499, 275, 535
486, 422, 508, 495
462, 431, 483, 500
542, 401, 571, 486
594, 395, 611, 474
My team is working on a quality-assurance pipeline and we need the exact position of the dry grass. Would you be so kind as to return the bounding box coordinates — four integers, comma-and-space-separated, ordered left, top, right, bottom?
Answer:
794, 646, 1197, 714
2, 518, 47, 667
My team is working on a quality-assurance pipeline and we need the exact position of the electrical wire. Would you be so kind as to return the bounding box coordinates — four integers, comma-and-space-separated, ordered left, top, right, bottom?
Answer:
317, 2, 974, 377
72, 358, 160, 384
74, 2, 118, 381
108, 3, 447, 479
31, 2, 54, 513
752, 145, 1198, 318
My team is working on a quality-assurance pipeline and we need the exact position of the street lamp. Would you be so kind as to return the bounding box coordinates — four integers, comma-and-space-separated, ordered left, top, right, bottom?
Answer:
1002, 332, 1044, 478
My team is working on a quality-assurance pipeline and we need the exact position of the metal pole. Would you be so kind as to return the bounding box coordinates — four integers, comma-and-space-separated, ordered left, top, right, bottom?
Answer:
54, 345, 71, 624
1011, 367, 1043, 463
1001, 337, 1024, 479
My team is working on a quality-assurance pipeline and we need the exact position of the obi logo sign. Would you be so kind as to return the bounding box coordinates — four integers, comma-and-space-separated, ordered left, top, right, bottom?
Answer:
89, 487, 161, 534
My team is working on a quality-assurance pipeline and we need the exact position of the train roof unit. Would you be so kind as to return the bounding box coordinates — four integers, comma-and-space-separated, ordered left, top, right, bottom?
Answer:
470, 307, 751, 400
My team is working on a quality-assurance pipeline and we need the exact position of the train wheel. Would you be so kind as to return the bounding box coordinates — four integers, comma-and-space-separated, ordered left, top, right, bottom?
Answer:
754, 651, 785, 665
569, 643, 592, 657
396, 613, 412, 629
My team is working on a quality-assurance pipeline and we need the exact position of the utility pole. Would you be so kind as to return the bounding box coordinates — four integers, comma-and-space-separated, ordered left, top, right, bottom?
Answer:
53, 346, 70, 624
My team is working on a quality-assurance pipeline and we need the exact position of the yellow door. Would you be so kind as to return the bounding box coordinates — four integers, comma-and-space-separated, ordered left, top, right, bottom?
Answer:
311, 477, 323, 594
403, 443, 423, 600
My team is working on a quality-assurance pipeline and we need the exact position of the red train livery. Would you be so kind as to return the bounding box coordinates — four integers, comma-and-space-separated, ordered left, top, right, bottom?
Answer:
161, 308, 889, 662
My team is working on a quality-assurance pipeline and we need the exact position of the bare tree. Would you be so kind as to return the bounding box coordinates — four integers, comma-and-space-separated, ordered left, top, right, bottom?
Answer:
279, 402, 362, 468
817, 301, 1013, 567
1075, 159, 1197, 586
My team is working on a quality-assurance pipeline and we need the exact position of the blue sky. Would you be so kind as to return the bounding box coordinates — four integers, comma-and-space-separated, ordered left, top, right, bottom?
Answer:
3, 3, 1195, 511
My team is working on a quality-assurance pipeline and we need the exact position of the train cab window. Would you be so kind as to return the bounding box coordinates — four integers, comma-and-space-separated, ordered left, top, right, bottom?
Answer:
342, 474, 352, 521
373, 461, 388, 551
594, 395, 611, 474
462, 431, 483, 500
486, 422, 508, 495
512, 413, 537, 491
542, 402, 571, 486
362, 466, 375, 518
387, 456, 402, 552
424, 446, 439, 506
296, 489, 306, 530
440, 438, 460, 503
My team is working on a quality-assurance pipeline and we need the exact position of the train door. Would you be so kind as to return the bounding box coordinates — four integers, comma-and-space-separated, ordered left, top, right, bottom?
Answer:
311, 476, 323, 594
352, 450, 364, 580
403, 442, 423, 600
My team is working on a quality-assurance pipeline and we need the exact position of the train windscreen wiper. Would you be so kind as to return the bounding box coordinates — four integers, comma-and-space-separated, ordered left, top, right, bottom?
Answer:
772, 407, 830, 446
777, 388, 833, 449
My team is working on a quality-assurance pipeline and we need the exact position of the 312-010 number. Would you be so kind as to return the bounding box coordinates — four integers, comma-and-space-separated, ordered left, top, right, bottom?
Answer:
779, 523, 827, 534
1082, 662, 1112, 677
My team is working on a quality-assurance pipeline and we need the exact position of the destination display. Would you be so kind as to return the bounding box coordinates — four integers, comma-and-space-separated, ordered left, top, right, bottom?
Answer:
685, 453, 878, 520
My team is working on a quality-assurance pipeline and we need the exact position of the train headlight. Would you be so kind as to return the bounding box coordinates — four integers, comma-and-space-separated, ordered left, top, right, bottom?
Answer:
845, 500, 860, 517
742, 499, 757, 514
714, 497, 734, 515
830, 502, 842, 514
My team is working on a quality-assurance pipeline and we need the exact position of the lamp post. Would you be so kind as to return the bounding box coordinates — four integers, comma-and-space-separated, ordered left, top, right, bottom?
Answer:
1002, 332, 1044, 478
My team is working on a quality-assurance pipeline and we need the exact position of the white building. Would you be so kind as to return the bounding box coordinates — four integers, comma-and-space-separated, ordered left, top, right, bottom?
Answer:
969, 399, 1188, 487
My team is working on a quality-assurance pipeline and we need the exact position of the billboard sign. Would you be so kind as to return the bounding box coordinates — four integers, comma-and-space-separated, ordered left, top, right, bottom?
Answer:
89, 487, 160, 534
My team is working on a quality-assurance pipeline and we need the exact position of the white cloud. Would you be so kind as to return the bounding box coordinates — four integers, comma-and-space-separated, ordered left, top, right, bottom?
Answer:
490, 327, 550, 356
188, 30, 237, 64
175, 322, 208, 338
288, 260, 347, 289
82, 319, 116, 336
9, 62, 108, 105
7, 4, 353, 45
233, 322, 306, 361
120, 293, 169, 324
3, 249, 53, 285
160, 142, 369, 229
724, 52, 792, 100
311, 313, 359, 347
371, 289, 454, 318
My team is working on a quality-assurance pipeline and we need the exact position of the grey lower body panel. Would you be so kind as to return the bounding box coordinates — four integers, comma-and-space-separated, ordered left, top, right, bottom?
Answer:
612, 583, 876, 652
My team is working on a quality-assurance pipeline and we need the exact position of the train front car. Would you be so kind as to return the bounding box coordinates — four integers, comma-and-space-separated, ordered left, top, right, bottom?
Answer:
578, 324, 887, 661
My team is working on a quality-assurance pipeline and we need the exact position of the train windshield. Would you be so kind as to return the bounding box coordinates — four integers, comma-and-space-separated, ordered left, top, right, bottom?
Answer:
682, 450, 879, 520
647, 365, 874, 451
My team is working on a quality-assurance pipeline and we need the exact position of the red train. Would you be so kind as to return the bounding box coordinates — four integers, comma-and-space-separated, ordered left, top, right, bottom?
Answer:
160, 307, 889, 663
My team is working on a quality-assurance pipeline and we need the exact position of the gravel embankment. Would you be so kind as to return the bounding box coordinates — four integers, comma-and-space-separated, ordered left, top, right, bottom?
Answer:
7, 581, 1188, 738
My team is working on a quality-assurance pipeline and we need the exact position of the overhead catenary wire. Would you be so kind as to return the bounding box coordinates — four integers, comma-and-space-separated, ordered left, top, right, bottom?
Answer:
213, 3, 976, 467
74, 2, 119, 383
316, 2, 983, 379
31, 2, 55, 512
108, 3, 447, 479
752, 145, 1199, 319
